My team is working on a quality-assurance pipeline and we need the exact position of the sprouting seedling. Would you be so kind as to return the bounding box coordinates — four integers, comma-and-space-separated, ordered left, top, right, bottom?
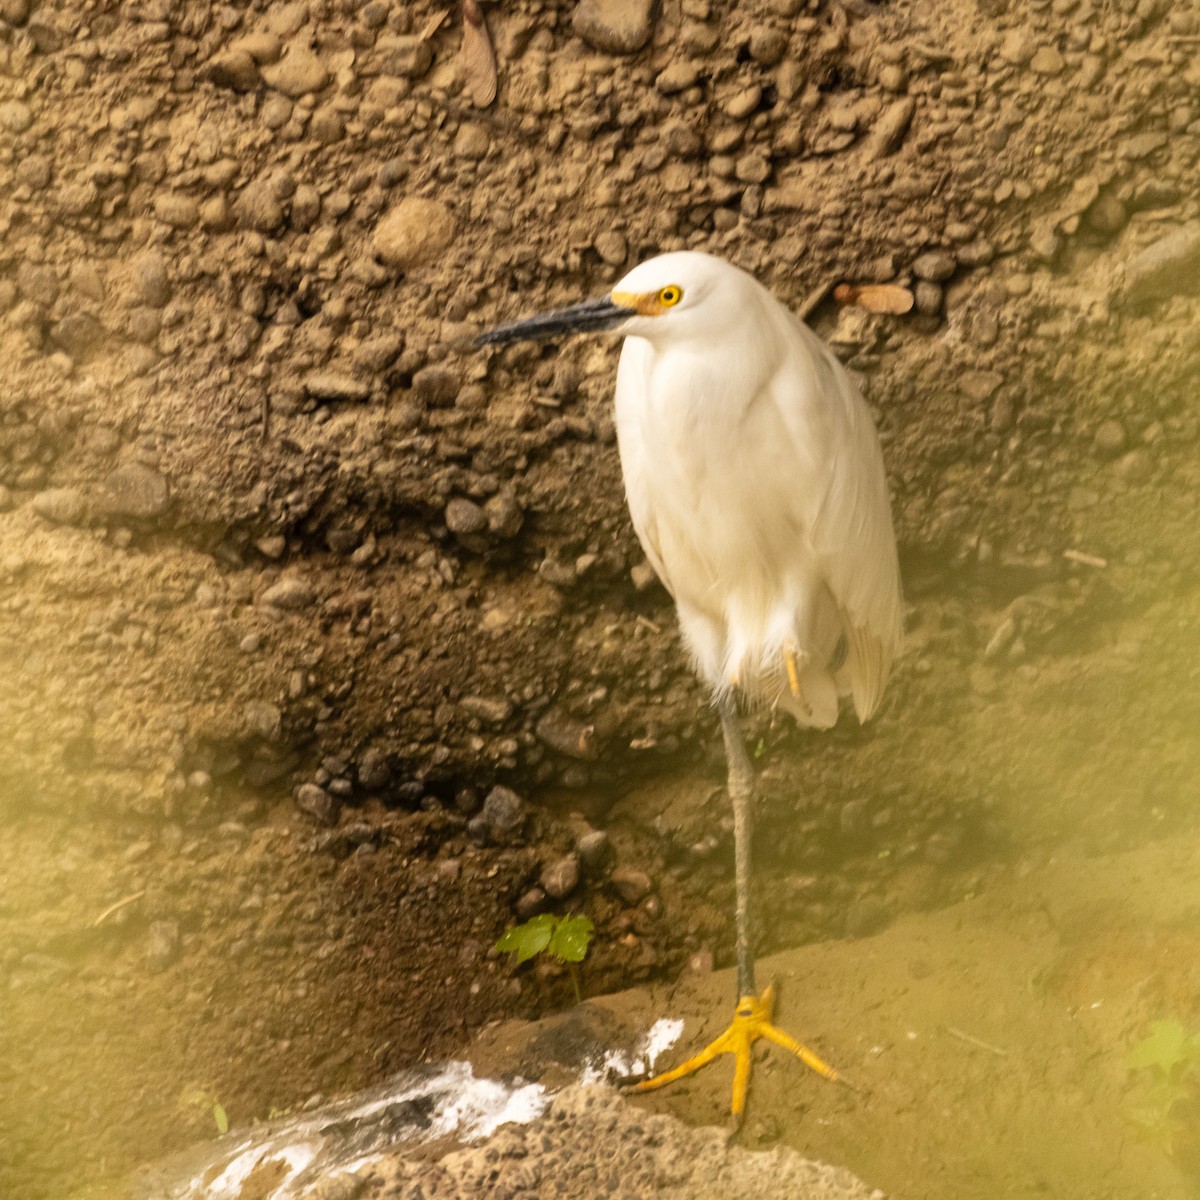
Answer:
495, 913, 594, 1003
182, 1088, 229, 1136
1122, 1019, 1200, 1155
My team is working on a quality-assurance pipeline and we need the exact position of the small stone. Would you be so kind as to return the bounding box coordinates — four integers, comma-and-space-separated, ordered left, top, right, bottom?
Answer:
630, 560, 659, 591
32, 487, 88, 526
261, 46, 329, 97
656, 62, 701, 95
460, 695, 514, 724
373, 198, 457, 269
133, 253, 172, 307
262, 576, 315, 609
958, 370, 1003, 403
296, 782, 338, 824
230, 31, 283, 63
1093, 419, 1127, 457
206, 49, 260, 91
514, 887, 546, 920
243, 700, 282, 740
594, 230, 628, 265
911, 250, 957, 282
17, 263, 58, 306
0, 99, 33, 133
412, 365, 459, 405
152, 192, 200, 228
484, 490, 524, 539
454, 123, 490, 159
303, 371, 370, 403
611, 866, 652, 904
1086, 193, 1127, 236
914, 281, 942, 316
725, 85, 763, 120
0, 0, 31, 25
735, 153, 771, 184
1119, 224, 1200, 306
375, 35, 433, 78
573, 0, 656, 54
999, 29, 1033, 65
956, 238, 995, 268
867, 97, 915, 159
50, 313, 103, 360
1029, 46, 1064, 76
540, 854, 581, 899
352, 334, 405, 372
535, 708, 598, 761
357, 746, 392, 790
290, 183, 321, 230
16, 152, 51, 190
577, 829, 613, 871
482, 785, 525, 840
94, 463, 170, 519
234, 180, 285, 233
445, 497, 487, 536
748, 27, 788, 65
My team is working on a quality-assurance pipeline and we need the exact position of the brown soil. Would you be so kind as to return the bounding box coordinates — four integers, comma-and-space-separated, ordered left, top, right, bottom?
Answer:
2, 0, 1199, 1195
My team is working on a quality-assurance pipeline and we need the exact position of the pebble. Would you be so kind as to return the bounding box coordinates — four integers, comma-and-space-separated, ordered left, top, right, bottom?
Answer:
304, 371, 370, 403
1118, 223, 1200, 305
206, 49, 260, 91
867, 97, 915, 159
911, 250, 957, 282
540, 854, 581, 899
291, 184, 321, 230
262, 576, 316, 609
296, 782, 338, 825
594, 230, 628, 265
373, 198, 457, 269
655, 62, 701, 95
261, 46, 329, 97
144, 920, 181, 971
152, 192, 200, 228
133, 253, 172, 307
914, 281, 943, 316
573, 0, 656, 54
50, 313, 103, 360
482, 785, 525, 840
514, 887, 546, 920
0, 0, 31, 25
234, 180, 285, 233
230, 32, 282, 63
32, 487, 88, 526
611, 866, 652, 904
454, 123, 490, 160
358, 746, 392, 790
1029, 46, 1065, 76
445, 497, 487, 536
1093, 419, 1127, 457
748, 27, 788, 65
243, 699, 282, 740
1086, 193, 1127, 236
412, 365, 459, 405
375, 35, 433, 79
0, 99, 32, 133
535, 708, 598, 761
460, 695, 514, 724
577, 829, 613, 871
93, 463, 170, 519
484, 491, 524, 539
16, 152, 51, 190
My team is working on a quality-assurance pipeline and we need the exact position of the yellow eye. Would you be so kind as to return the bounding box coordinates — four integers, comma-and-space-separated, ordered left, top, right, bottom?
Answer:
658, 285, 683, 307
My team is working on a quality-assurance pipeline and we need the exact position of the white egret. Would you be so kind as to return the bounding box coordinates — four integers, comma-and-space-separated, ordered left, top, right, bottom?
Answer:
478, 250, 903, 1124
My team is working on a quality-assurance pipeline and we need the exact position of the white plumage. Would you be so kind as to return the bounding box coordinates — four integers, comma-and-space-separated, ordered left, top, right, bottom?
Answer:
611, 251, 903, 729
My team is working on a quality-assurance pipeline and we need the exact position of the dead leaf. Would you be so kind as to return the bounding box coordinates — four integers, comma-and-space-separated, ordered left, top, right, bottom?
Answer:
833, 282, 915, 314
417, 10, 449, 41
461, 0, 497, 109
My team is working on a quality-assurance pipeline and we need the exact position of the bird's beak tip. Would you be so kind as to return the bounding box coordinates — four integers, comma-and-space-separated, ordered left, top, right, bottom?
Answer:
475, 294, 635, 350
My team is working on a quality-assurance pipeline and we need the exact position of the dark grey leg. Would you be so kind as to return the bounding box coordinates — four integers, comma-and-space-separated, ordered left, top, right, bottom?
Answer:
717, 695, 756, 999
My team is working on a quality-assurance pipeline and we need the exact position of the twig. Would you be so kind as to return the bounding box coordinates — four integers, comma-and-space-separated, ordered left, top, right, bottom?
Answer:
1063, 548, 1108, 569
92, 890, 146, 928
943, 1025, 1009, 1057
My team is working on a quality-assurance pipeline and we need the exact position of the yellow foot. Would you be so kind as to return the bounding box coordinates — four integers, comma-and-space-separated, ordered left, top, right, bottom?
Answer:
628, 983, 841, 1126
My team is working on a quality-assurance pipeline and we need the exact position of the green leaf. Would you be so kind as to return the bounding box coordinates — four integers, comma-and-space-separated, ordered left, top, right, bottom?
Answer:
495, 914, 555, 964
548, 915, 594, 964
212, 1103, 229, 1135
1127, 1019, 1190, 1073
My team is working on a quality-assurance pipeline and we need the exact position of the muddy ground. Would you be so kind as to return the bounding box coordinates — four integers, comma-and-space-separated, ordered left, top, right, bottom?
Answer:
1, 0, 1199, 1195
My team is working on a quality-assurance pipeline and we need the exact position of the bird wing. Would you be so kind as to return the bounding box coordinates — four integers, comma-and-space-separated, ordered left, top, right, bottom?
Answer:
614, 340, 677, 598
778, 323, 903, 721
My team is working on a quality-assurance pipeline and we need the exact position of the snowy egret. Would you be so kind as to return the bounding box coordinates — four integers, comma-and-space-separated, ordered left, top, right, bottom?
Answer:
478, 251, 903, 1123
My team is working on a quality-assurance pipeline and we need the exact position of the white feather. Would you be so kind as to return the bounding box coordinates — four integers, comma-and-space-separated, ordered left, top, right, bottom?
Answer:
612, 252, 902, 728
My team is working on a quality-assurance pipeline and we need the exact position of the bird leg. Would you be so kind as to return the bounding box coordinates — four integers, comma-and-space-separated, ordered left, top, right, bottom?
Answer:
629, 696, 841, 1126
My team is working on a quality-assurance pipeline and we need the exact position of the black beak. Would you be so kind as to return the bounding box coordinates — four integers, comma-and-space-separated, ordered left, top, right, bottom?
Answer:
475, 296, 635, 348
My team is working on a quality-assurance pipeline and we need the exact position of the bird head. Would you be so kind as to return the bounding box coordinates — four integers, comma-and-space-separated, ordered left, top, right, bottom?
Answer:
476, 251, 752, 349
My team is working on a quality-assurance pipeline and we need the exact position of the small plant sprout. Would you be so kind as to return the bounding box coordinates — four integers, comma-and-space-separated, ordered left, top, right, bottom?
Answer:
182, 1088, 229, 1136
495, 913, 595, 1003
1123, 1018, 1200, 1161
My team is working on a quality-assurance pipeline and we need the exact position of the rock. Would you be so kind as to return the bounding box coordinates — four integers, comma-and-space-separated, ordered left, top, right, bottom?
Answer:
656, 62, 701, 95
577, 829, 613, 872
911, 251, 956, 282
357, 746, 392, 790
0, 99, 33, 133
94, 463, 170, 519
514, 887, 546, 920
573, 0, 655, 54
914, 281, 942, 316
460, 695, 514, 724
484, 491, 523, 539
1093, 419, 1127, 457
373, 198, 457, 269
32, 487, 88, 526
262, 576, 316, 609
243, 700, 282, 741
17, 263, 58, 306
261, 46, 329, 97
482, 785, 525, 840
454, 123, 490, 159
144, 920, 181, 970
1029, 46, 1064, 76
867, 97, 916, 159
296, 782, 338, 824
133, 253, 172, 307
375, 35, 434, 78
50, 313, 103, 360
290, 183, 321, 230
303, 371, 370, 403
16, 152, 51, 190
611, 866, 652, 904
412, 365, 459, 405
352, 334, 405, 372
234, 180, 285, 233
630, 560, 659, 591
206, 50, 260, 91
0, 0, 31, 25
1119, 224, 1200, 306
445, 497, 487, 536
540, 854, 581, 900
535, 708, 598, 761
748, 27, 788, 65
1086, 193, 1127, 237
594, 230, 628, 265
152, 192, 200, 228
958, 370, 1003, 403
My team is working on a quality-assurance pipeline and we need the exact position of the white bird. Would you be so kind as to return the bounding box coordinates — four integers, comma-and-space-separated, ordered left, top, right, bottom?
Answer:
478, 250, 903, 1124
